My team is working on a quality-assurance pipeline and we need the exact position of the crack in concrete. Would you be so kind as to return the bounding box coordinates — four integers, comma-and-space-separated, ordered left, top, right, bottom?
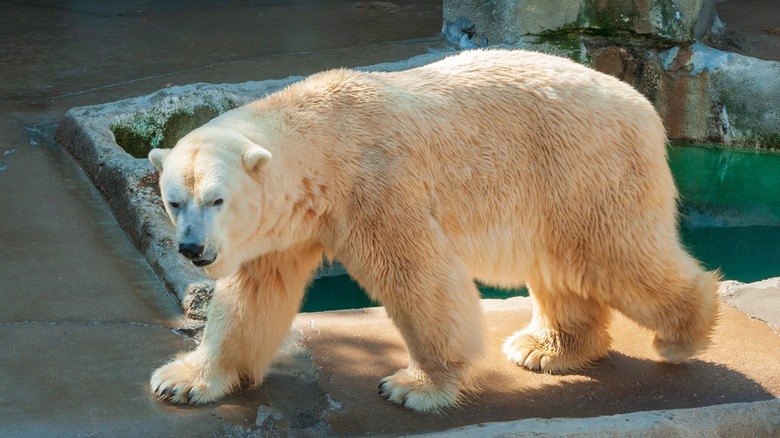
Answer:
0, 319, 172, 329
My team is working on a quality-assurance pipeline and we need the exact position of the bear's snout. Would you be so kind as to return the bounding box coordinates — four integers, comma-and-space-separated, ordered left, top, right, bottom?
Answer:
179, 242, 204, 260
178, 242, 216, 267
179, 243, 217, 268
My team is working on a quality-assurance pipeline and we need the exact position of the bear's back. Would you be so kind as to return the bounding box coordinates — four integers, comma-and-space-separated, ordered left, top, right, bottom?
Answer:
363, 49, 671, 220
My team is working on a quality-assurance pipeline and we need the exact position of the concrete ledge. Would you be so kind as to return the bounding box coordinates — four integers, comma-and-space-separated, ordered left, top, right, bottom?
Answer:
55, 79, 306, 318
414, 398, 780, 437
720, 278, 780, 329
290, 295, 780, 437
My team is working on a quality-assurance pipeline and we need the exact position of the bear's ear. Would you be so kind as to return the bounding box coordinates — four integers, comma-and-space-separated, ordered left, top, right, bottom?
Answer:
148, 148, 171, 172
243, 145, 272, 173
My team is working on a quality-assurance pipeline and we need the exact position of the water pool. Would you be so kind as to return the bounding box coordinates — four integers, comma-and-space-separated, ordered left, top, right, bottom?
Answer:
672, 143, 780, 284
301, 144, 780, 312
301, 274, 526, 313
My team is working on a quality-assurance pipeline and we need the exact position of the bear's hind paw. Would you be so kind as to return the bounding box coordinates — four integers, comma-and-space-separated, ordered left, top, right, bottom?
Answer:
653, 334, 710, 364
502, 330, 607, 373
379, 369, 460, 413
503, 333, 560, 372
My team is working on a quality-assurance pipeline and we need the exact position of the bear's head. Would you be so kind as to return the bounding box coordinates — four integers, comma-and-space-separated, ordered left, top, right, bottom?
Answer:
149, 126, 273, 279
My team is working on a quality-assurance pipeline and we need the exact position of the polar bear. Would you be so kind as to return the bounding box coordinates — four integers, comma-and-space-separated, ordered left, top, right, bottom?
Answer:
147, 49, 719, 413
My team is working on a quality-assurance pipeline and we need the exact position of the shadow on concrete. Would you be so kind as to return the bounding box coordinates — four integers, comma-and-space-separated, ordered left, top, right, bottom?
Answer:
295, 306, 779, 436
144, 330, 333, 436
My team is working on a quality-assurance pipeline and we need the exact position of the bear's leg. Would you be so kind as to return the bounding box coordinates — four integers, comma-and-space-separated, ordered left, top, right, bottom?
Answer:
342, 226, 484, 413
503, 285, 612, 372
608, 263, 719, 363
375, 261, 484, 413
150, 244, 323, 404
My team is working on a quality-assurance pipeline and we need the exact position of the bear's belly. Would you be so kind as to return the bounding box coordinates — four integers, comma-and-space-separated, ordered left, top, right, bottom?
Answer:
450, 226, 534, 289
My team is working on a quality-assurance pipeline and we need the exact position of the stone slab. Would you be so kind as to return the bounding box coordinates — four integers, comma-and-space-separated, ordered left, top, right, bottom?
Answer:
293, 297, 780, 436
415, 398, 780, 437
0, 320, 333, 438
720, 278, 780, 329
0, 322, 242, 437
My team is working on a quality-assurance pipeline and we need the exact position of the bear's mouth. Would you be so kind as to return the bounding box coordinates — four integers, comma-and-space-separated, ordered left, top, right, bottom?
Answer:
192, 257, 215, 267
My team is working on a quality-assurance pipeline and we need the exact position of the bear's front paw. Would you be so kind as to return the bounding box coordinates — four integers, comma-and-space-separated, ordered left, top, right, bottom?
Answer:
150, 352, 238, 405
378, 368, 460, 413
503, 329, 606, 373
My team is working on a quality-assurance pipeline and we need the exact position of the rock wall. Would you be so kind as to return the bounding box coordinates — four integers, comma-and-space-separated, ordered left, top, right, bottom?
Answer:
443, 0, 715, 44
443, 0, 780, 149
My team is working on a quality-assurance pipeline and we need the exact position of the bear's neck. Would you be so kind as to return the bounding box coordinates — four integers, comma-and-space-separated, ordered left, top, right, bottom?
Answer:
240, 107, 343, 250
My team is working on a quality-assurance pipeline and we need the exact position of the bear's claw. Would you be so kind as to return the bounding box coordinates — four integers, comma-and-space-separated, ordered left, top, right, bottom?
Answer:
153, 380, 200, 404
378, 380, 410, 406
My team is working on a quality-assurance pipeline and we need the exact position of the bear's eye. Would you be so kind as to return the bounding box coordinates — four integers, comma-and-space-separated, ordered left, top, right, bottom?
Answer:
212, 198, 224, 206
169, 201, 181, 209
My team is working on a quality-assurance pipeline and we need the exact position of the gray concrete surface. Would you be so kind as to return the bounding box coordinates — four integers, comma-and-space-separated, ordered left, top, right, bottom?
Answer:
0, 1, 444, 436
292, 296, 780, 436
720, 278, 780, 329
412, 399, 780, 437
2, 1, 779, 437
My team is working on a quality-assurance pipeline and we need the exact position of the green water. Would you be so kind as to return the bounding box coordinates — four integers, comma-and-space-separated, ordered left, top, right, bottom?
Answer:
671, 143, 780, 284
680, 225, 780, 283
668, 144, 780, 223
301, 276, 526, 313
301, 144, 780, 312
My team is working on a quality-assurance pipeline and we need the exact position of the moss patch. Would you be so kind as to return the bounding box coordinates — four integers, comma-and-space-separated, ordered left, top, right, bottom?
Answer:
742, 132, 780, 150
111, 124, 154, 159
110, 105, 232, 158
533, 33, 592, 65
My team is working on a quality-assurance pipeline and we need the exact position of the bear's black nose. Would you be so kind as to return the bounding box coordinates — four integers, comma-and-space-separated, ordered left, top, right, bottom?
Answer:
179, 243, 204, 260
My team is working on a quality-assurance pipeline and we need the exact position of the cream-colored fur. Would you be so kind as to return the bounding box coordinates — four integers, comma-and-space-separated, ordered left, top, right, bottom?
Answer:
148, 49, 719, 413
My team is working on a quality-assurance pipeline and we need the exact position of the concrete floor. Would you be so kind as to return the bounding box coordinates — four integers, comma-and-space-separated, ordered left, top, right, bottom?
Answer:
297, 300, 780, 436
1, 1, 778, 437
0, 1, 443, 436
